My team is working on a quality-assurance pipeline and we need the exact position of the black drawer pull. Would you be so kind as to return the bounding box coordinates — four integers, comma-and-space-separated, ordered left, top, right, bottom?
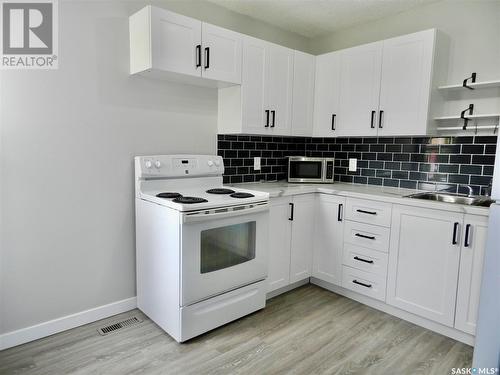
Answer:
338, 203, 343, 222
464, 224, 471, 247
204, 47, 210, 69
331, 114, 336, 131
265, 110, 270, 128
355, 233, 376, 240
288, 202, 294, 221
378, 110, 384, 129
354, 256, 374, 264
370, 110, 376, 129
356, 209, 377, 215
353, 279, 372, 288
271, 110, 276, 128
452, 222, 459, 245
195, 45, 201, 68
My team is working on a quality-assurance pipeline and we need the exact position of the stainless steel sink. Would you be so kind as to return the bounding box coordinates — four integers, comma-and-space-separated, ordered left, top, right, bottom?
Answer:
405, 192, 494, 207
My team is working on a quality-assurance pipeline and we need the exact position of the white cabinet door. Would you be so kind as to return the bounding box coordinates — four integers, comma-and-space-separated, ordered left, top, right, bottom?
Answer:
378, 29, 435, 136
267, 44, 294, 136
291, 50, 315, 137
313, 51, 341, 137
267, 198, 292, 292
201, 23, 242, 84
150, 6, 202, 78
455, 214, 488, 335
387, 205, 463, 326
337, 42, 382, 137
290, 194, 315, 283
312, 194, 345, 285
241, 36, 268, 134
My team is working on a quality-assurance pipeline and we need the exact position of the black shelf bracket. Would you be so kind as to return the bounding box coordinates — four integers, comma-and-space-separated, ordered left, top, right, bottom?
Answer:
460, 104, 474, 130
462, 72, 477, 90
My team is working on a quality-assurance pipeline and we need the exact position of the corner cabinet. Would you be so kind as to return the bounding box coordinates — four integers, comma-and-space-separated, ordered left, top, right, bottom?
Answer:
313, 29, 443, 137
267, 195, 315, 293
218, 36, 294, 135
129, 6, 242, 87
312, 194, 345, 285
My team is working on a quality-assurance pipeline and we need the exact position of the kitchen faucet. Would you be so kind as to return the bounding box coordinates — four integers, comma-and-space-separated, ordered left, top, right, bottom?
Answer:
461, 185, 474, 197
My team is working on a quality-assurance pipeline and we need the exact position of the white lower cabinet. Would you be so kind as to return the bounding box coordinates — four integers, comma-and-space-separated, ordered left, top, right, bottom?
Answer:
312, 194, 346, 285
267, 194, 315, 293
267, 197, 292, 291
387, 205, 463, 327
455, 214, 488, 335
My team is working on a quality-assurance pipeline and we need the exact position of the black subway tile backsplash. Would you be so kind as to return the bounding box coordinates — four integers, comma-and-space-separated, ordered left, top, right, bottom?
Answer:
217, 135, 497, 192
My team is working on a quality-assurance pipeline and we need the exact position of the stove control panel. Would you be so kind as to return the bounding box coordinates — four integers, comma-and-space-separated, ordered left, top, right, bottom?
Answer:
135, 155, 224, 178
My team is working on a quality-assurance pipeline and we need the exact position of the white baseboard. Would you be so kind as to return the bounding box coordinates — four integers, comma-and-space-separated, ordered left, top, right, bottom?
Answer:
0, 297, 137, 351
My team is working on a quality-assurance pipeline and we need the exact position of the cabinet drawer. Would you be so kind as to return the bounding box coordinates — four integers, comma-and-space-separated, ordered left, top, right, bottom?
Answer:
342, 266, 386, 302
343, 243, 388, 277
345, 198, 392, 227
344, 221, 390, 253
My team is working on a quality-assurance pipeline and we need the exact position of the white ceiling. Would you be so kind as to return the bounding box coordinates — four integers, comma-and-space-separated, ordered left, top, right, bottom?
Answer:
207, 0, 439, 38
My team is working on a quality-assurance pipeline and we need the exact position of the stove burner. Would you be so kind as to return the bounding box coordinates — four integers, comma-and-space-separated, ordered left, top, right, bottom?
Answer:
206, 188, 235, 194
173, 196, 208, 204
156, 192, 183, 199
230, 192, 255, 199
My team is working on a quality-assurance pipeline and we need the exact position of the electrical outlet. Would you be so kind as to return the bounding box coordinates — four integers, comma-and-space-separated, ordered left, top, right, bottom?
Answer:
349, 158, 357, 172
253, 157, 261, 171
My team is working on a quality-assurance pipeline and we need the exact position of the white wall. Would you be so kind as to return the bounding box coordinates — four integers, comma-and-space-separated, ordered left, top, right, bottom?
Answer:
0, 0, 307, 337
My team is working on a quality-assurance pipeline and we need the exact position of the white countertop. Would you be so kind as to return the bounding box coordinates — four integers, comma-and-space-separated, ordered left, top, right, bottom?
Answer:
232, 181, 491, 216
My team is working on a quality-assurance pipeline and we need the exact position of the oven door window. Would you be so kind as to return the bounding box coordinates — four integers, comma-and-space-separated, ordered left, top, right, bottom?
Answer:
289, 161, 323, 179
200, 221, 256, 274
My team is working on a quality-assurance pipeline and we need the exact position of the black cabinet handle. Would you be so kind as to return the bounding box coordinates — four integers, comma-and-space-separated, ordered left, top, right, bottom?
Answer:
353, 280, 372, 288
354, 256, 374, 264
464, 224, 471, 247
356, 209, 377, 215
271, 110, 276, 128
289, 202, 294, 221
331, 114, 336, 131
265, 110, 270, 128
195, 45, 201, 68
378, 110, 384, 129
355, 233, 376, 240
204, 47, 210, 69
370, 110, 376, 129
338, 203, 343, 222
452, 222, 459, 245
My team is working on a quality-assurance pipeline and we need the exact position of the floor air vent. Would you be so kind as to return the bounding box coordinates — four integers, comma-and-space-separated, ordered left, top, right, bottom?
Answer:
97, 316, 142, 336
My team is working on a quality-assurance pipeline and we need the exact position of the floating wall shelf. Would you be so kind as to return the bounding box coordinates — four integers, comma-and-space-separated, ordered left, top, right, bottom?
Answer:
438, 79, 500, 91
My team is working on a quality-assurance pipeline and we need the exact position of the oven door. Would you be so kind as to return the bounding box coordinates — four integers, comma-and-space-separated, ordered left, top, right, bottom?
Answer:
180, 203, 269, 306
288, 158, 324, 183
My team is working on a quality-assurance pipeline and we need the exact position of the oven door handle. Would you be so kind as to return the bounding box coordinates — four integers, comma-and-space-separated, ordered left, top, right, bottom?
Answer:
182, 203, 269, 223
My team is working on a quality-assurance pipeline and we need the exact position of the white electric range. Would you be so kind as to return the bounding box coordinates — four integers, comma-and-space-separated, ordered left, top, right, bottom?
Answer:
135, 154, 269, 342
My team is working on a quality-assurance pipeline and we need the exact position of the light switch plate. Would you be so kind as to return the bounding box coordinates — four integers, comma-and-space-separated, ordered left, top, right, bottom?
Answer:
254, 157, 261, 171
349, 158, 357, 172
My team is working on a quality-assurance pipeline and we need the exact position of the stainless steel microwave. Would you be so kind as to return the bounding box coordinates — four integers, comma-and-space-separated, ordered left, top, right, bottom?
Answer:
288, 157, 335, 183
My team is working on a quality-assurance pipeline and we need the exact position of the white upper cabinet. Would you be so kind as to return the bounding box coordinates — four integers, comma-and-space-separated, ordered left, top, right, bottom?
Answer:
313, 29, 441, 137
378, 29, 436, 135
455, 214, 488, 335
292, 51, 316, 137
266, 44, 294, 135
338, 41, 383, 137
313, 51, 341, 137
129, 6, 242, 87
387, 205, 463, 327
201, 23, 242, 84
218, 38, 296, 135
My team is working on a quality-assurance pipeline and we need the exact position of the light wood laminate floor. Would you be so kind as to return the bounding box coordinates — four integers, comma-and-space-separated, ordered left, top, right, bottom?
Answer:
0, 285, 473, 375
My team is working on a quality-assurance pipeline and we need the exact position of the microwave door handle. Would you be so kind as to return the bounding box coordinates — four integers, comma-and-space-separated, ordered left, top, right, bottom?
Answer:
182, 203, 269, 223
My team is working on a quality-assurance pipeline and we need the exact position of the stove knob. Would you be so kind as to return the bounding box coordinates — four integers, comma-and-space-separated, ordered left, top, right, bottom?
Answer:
154, 160, 162, 168
145, 160, 152, 169
214, 160, 221, 167
207, 160, 214, 167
